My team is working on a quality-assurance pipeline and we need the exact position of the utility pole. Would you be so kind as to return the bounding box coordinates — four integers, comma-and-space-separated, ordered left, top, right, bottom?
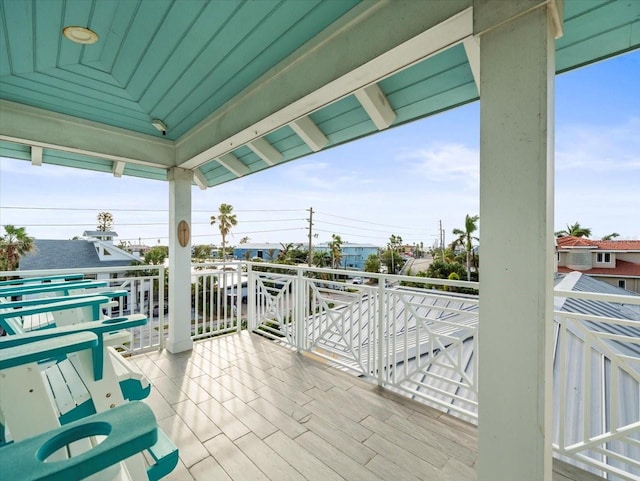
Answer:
307, 207, 314, 266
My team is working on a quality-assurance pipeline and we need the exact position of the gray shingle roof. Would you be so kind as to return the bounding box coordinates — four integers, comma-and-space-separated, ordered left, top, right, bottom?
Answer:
18, 239, 133, 270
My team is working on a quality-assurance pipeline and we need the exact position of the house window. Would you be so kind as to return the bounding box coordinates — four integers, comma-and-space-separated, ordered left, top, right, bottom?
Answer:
618, 280, 626, 289
596, 252, 611, 263
257, 250, 263, 259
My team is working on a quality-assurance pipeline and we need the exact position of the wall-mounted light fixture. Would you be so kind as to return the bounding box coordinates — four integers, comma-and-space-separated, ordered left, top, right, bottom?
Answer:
152, 119, 167, 136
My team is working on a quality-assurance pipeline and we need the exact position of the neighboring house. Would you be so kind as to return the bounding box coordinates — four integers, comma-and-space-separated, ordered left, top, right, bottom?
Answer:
18, 231, 139, 280
398, 244, 417, 256
232, 243, 282, 261
556, 236, 640, 293
314, 242, 379, 270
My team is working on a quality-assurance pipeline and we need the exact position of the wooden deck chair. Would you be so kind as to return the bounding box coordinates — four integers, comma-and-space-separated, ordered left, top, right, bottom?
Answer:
0, 279, 109, 299
0, 273, 85, 287
0, 299, 152, 410
0, 326, 178, 481
0, 289, 129, 339
1, 400, 159, 481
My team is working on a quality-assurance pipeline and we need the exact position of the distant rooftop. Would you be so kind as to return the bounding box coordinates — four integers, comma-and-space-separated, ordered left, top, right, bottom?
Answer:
557, 236, 640, 251
315, 242, 379, 248
558, 259, 640, 278
83, 230, 118, 238
18, 239, 133, 270
233, 243, 285, 250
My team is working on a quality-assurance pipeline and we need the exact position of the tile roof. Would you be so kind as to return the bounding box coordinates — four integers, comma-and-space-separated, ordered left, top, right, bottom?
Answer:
557, 236, 640, 251
557, 260, 640, 277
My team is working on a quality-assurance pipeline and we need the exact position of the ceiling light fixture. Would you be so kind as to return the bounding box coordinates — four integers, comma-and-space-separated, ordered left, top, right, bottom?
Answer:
62, 26, 99, 45
152, 119, 167, 136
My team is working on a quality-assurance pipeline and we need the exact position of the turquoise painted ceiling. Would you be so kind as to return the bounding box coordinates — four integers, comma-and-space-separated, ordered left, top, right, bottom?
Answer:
0, 0, 638, 187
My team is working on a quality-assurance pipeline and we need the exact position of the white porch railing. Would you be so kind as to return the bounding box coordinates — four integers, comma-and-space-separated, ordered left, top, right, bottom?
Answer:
190, 262, 245, 340
245, 262, 480, 419
4, 262, 639, 480
553, 290, 640, 481
0, 265, 167, 354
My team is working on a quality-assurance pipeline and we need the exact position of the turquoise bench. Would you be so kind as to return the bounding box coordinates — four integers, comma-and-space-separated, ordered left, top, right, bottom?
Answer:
0, 331, 178, 481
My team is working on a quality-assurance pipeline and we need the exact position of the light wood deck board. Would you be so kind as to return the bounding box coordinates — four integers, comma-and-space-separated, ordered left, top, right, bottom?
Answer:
133, 331, 603, 481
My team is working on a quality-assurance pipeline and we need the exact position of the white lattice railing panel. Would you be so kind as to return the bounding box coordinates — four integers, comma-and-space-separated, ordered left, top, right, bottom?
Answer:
554, 312, 640, 481
381, 288, 479, 419
304, 279, 378, 375
252, 272, 297, 345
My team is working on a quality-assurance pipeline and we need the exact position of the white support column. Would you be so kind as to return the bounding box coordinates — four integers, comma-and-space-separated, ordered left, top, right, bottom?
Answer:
167, 167, 194, 353
475, 1, 561, 480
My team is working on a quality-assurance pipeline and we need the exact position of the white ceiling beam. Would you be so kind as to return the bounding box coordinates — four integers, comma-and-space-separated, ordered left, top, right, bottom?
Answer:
31, 146, 43, 166
193, 169, 208, 190
217, 153, 250, 177
113, 160, 126, 177
0, 100, 175, 169
290, 116, 328, 152
176, 3, 473, 169
247, 138, 283, 166
463, 36, 481, 94
355, 83, 396, 130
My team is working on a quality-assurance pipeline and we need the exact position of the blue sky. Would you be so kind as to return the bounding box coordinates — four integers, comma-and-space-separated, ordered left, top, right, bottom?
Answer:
1, 49, 638, 248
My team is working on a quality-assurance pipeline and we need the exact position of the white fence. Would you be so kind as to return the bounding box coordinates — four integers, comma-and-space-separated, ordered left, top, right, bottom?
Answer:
1, 265, 167, 354
4, 262, 639, 479
245, 262, 480, 419
553, 290, 640, 481
190, 262, 244, 340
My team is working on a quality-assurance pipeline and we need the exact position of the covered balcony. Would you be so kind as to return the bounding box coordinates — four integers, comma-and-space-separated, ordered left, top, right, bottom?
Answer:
1, 1, 639, 480
2, 263, 638, 480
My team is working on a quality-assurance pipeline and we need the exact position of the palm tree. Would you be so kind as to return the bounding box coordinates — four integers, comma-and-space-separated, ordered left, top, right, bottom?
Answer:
452, 214, 479, 281
278, 242, 294, 262
313, 250, 331, 268
555, 222, 591, 238
328, 234, 343, 269
210, 203, 237, 261
1, 225, 34, 271
601, 232, 620, 241
96, 212, 114, 231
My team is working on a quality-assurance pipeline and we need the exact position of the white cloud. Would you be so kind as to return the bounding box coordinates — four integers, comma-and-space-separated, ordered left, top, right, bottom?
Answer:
399, 143, 479, 189
556, 117, 640, 172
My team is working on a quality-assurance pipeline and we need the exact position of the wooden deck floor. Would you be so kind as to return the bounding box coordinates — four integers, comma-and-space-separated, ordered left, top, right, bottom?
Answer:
131, 331, 602, 481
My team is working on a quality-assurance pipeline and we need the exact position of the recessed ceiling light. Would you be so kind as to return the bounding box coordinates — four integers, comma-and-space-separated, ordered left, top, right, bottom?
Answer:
63, 26, 99, 45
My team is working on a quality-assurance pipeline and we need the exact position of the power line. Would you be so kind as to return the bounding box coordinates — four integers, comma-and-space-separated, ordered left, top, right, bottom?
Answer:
17, 222, 168, 227
118, 227, 305, 243
1, 206, 167, 212
313, 228, 384, 241
3, 204, 434, 240
314, 219, 396, 234
192, 227, 304, 238
1, 206, 306, 214
315, 210, 417, 230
